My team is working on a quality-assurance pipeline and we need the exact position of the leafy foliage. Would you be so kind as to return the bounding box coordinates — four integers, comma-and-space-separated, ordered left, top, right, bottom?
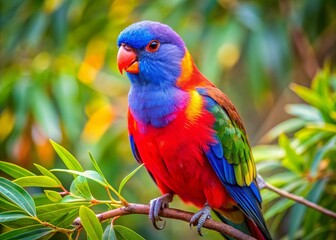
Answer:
254, 67, 336, 239
0, 141, 144, 240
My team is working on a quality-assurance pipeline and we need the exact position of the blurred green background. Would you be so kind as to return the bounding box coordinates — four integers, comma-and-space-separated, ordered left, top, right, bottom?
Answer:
1, 0, 335, 239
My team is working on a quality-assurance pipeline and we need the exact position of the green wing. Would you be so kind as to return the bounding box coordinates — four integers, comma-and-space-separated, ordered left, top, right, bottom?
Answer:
211, 101, 256, 186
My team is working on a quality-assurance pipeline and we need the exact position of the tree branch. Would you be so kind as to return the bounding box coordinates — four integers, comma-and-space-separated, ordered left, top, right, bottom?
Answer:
257, 175, 336, 218
73, 203, 255, 240
73, 176, 336, 239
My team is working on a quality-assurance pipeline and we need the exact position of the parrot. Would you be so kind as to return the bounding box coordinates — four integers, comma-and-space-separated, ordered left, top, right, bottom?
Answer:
117, 20, 272, 240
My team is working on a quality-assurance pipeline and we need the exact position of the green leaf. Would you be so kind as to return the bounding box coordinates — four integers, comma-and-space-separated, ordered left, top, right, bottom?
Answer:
0, 161, 35, 178
288, 179, 327, 239
53, 74, 81, 142
291, 83, 327, 112
303, 224, 336, 240
44, 190, 62, 202
256, 161, 282, 173
31, 85, 61, 141
286, 104, 322, 122
311, 136, 336, 176
26, 11, 48, 47
252, 145, 285, 162
50, 140, 83, 172
37, 202, 90, 222
70, 175, 93, 199
114, 225, 145, 240
0, 211, 31, 223
294, 129, 331, 154
266, 171, 300, 186
0, 217, 41, 230
279, 134, 304, 173
49, 209, 79, 228
262, 179, 306, 205
264, 198, 295, 220
14, 176, 60, 188
34, 163, 62, 185
89, 152, 106, 179
118, 164, 144, 194
103, 224, 117, 240
79, 205, 103, 240
307, 123, 336, 134
52, 169, 107, 187
0, 177, 36, 217
262, 118, 306, 142
0, 196, 21, 212
0, 224, 53, 240
265, 183, 308, 221
61, 195, 87, 203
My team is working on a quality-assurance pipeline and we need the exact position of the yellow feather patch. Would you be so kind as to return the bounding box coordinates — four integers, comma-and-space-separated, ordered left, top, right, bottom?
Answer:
185, 90, 203, 123
176, 50, 193, 87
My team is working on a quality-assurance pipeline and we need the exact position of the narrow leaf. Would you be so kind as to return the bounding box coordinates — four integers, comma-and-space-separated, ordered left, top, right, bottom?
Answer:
37, 202, 90, 222
34, 163, 62, 185
0, 196, 21, 212
286, 104, 322, 122
79, 205, 103, 240
44, 190, 62, 202
0, 211, 31, 223
14, 176, 60, 188
114, 225, 145, 240
264, 198, 295, 220
0, 161, 35, 178
118, 164, 144, 194
279, 134, 303, 173
89, 152, 106, 179
288, 179, 327, 238
50, 140, 83, 172
31, 85, 61, 140
51, 169, 107, 187
311, 136, 336, 176
252, 145, 285, 162
61, 195, 87, 203
0, 177, 36, 217
49, 209, 79, 228
70, 175, 93, 199
262, 118, 306, 142
0, 224, 53, 240
103, 224, 117, 240
291, 83, 326, 111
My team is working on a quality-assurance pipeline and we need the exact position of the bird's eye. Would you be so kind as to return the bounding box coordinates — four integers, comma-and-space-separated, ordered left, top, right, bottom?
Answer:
146, 40, 160, 52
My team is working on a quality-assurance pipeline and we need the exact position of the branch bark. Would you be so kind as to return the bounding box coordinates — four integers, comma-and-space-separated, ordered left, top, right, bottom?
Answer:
73, 203, 255, 240
257, 175, 336, 219
73, 177, 336, 239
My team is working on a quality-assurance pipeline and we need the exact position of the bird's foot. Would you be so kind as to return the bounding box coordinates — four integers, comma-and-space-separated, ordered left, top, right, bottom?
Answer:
149, 193, 173, 230
189, 204, 211, 236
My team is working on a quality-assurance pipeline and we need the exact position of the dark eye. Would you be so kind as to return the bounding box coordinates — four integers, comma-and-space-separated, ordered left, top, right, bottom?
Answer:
146, 40, 160, 52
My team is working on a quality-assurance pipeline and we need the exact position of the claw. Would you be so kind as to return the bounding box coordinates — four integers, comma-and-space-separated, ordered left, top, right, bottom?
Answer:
149, 193, 173, 230
189, 204, 211, 236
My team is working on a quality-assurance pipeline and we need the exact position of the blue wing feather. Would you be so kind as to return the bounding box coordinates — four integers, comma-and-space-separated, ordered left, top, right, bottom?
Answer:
201, 91, 271, 239
206, 144, 270, 238
129, 135, 142, 164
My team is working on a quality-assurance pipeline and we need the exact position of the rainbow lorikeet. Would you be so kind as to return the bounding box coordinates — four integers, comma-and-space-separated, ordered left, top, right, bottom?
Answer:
117, 21, 272, 240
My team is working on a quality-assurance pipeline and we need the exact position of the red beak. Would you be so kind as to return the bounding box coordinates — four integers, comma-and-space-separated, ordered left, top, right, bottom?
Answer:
117, 45, 139, 74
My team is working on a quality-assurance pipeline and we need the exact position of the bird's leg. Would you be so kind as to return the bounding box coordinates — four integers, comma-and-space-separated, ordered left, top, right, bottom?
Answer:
189, 203, 211, 236
149, 193, 173, 230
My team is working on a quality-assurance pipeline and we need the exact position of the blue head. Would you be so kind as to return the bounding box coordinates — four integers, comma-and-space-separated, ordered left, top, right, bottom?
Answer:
117, 21, 186, 87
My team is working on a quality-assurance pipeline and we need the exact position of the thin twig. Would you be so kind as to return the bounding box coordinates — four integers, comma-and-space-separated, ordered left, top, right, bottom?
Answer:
257, 175, 336, 218
279, 0, 320, 80
73, 203, 255, 240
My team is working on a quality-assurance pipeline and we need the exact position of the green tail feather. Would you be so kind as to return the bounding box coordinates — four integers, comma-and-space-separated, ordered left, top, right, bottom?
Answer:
213, 210, 254, 240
